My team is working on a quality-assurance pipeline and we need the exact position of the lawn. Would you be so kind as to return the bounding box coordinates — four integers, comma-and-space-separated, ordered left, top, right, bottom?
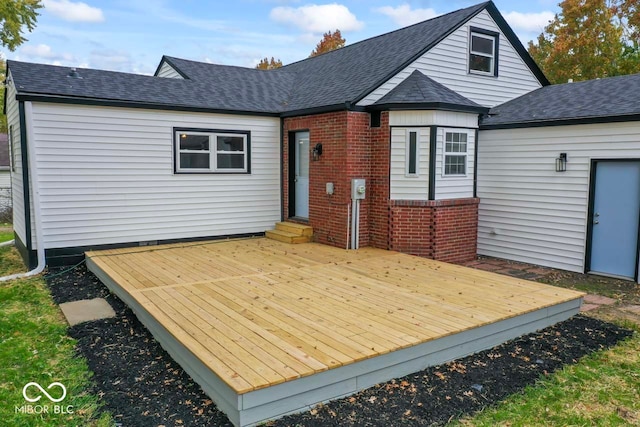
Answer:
0, 246, 112, 426
457, 324, 639, 425
456, 270, 640, 426
0, 230, 13, 243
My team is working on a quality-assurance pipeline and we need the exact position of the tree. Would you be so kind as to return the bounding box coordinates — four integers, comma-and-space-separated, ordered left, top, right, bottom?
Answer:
255, 56, 282, 70
0, 0, 42, 51
309, 29, 345, 57
528, 0, 640, 84
256, 30, 346, 70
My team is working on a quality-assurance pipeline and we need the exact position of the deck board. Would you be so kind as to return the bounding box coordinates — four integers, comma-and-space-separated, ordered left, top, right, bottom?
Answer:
86, 237, 583, 403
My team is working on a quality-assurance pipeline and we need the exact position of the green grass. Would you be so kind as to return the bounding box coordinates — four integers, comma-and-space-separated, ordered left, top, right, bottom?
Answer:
0, 230, 14, 243
457, 324, 640, 426
0, 245, 27, 276
0, 247, 113, 426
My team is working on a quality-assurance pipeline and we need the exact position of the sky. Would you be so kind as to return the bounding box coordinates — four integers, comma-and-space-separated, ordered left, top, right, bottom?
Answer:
4, 0, 561, 75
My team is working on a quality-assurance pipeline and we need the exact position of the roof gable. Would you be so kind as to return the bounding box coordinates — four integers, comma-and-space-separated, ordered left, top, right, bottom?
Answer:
277, 2, 489, 112
154, 57, 188, 79
482, 2, 548, 86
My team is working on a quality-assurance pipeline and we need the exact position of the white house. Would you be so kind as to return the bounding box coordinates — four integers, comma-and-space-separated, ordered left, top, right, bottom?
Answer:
5, 0, 640, 283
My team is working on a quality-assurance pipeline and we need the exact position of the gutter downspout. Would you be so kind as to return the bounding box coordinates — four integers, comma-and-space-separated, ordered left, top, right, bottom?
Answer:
0, 101, 45, 281
0, 239, 15, 248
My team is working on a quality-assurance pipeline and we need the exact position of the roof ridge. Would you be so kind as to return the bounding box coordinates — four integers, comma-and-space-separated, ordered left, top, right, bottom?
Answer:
164, 55, 279, 73
411, 70, 430, 100
543, 72, 640, 89
8, 59, 185, 81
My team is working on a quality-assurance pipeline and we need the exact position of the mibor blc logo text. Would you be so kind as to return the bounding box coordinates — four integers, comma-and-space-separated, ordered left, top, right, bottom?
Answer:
15, 381, 74, 415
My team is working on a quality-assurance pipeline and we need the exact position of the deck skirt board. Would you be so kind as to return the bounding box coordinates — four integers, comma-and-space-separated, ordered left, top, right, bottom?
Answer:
86, 238, 584, 427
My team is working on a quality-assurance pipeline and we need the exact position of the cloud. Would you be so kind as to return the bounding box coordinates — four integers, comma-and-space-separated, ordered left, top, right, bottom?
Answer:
89, 49, 132, 71
375, 4, 438, 27
43, 0, 105, 23
20, 43, 75, 62
503, 11, 554, 33
270, 3, 363, 33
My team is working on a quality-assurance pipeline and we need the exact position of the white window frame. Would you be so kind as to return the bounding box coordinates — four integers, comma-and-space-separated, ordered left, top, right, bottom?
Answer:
175, 129, 249, 174
469, 30, 497, 76
405, 129, 420, 177
442, 129, 470, 178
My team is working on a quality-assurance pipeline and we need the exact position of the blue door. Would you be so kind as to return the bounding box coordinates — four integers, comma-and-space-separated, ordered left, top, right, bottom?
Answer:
294, 132, 309, 218
590, 161, 640, 279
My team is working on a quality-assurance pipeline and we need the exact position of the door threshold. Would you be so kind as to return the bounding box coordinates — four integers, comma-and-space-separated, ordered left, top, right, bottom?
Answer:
288, 217, 309, 224
588, 271, 635, 281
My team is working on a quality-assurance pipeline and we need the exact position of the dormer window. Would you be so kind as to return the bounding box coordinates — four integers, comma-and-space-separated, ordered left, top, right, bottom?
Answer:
469, 28, 499, 76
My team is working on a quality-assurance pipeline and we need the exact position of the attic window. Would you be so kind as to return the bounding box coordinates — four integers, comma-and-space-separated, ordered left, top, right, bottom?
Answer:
469, 28, 499, 76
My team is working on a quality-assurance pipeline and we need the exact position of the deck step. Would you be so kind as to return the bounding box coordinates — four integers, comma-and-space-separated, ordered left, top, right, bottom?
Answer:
265, 229, 311, 244
275, 221, 313, 237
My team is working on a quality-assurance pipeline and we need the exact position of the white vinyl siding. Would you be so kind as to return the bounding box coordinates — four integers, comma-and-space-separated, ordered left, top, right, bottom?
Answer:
358, 10, 542, 108
156, 61, 184, 79
390, 127, 430, 200
0, 171, 10, 189
435, 128, 475, 200
389, 110, 478, 128
6, 74, 26, 245
29, 103, 280, 249
477, 122, 640, 273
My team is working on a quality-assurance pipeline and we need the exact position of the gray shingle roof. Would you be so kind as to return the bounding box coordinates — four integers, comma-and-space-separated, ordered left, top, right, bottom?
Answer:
372, 70, 487, 112
8, 60, 292, 114
482, 73, 640, 128
10, 1, 544, 117
272, 2, 489, 112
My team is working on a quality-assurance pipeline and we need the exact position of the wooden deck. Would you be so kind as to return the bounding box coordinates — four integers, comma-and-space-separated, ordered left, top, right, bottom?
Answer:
86, 238, 584, 426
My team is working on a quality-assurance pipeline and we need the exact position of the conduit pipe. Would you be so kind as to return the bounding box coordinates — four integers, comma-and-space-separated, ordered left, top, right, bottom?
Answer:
346, 202, 350, 250
350, 198, 360, 250
0, 102, 46, 281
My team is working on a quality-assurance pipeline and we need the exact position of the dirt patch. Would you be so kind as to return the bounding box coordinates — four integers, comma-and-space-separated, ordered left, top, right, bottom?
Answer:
540, 270, 640, 304
466, 256, 640, 305
45, 264, 633, 427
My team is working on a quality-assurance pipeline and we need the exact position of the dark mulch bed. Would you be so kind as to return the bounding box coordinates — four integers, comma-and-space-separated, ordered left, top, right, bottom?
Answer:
46, 264, 634, 427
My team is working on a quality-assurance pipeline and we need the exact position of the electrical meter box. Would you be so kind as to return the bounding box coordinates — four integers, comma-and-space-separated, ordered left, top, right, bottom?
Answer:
351, 179, 366, 200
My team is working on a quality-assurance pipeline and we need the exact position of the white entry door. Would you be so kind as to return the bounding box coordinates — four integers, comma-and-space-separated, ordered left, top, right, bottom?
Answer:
294, 132, 309, 218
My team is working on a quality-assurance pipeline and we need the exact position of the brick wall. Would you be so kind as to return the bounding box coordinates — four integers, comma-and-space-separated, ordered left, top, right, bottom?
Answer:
283, 110, 478, 263
283, 111, 350, 248
367, 112, 391, 250
283, 110, 390, 249
389, 198, 479, 263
